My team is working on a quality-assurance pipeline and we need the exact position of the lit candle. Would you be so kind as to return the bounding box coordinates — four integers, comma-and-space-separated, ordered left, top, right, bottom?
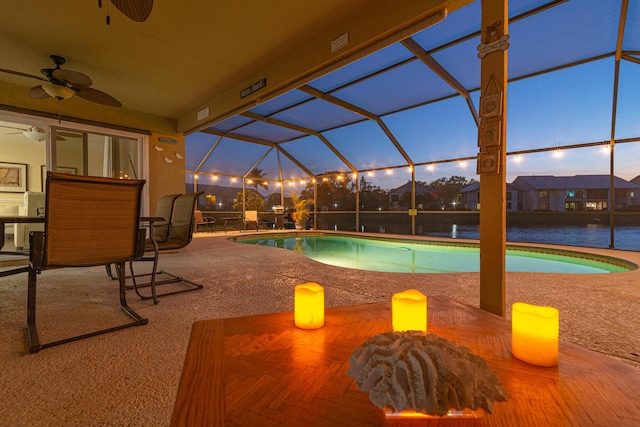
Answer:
392, 289, 427, 332
294, 282, 324, 329
512, 302, 559, 367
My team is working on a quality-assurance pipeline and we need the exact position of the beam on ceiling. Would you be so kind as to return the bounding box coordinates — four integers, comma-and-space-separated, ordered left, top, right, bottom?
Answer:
299, 85, 414, 167
241, 111, 357, 173
401, 37, 480, 126
200, 127, 314, 177
179, 0, 469, 134
608, 0, 629, 248
193, 134, 223, 174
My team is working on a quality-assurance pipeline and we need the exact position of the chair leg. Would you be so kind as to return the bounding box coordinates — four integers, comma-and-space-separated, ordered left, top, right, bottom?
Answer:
26, 267, 41, 353
105, 264, 116, 279
129, 249, 160, 304
24, 262, 148, 354
128, 257, 203, 301
116, 263, 149, 325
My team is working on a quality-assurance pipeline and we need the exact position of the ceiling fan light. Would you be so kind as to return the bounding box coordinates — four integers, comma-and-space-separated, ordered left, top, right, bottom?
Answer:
42, 83, 74, 100
22, 130, 46, 141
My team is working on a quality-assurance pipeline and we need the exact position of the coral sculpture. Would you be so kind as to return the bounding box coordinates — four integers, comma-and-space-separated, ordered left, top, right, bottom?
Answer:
347, 331, 507, 416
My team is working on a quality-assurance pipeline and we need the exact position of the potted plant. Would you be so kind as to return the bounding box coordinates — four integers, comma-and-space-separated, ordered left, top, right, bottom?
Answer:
290, 191, 311, 230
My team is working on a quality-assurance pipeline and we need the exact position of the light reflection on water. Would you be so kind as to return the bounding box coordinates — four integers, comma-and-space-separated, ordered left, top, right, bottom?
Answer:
426, 224, 640, 251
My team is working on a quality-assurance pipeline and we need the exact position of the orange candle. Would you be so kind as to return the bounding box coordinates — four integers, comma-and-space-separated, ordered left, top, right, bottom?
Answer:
512, 302, 559, 367
294, 283, 324, 329
392, 289, 427, 332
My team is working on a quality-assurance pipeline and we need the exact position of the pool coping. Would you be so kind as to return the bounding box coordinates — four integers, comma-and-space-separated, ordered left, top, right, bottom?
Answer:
231, 230, 639, 272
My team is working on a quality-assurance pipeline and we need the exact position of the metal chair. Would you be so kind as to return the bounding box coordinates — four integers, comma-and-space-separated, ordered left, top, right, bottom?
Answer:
152, 193, 181, 242
129, 192, 204, 303
194, 209, 215, 232
105, 193, 179, 288
26, 172, 148, 354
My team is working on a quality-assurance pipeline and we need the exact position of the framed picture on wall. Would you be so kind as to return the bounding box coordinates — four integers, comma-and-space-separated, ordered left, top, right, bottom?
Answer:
480, 93, 502, 118
478, 120, 501, 147
477, 151, 500, 175
57, 166, 77, 175
0, 162, 27, 192
41, 166, 78, 190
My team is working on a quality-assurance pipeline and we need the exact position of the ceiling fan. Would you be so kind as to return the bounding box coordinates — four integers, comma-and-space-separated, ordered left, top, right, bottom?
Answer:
0, 55, 122, 107
0, 124, 75, 142
99, 0, 154, 24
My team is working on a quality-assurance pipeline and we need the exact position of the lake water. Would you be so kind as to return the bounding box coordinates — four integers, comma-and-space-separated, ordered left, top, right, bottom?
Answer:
426, 224, 640, 251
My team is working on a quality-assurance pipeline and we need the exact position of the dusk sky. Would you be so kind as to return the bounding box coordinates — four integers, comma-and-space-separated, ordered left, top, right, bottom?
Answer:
187, 0, 640, 193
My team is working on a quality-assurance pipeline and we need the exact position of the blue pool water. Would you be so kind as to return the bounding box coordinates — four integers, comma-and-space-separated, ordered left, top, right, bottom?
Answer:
235, 234, 635, 274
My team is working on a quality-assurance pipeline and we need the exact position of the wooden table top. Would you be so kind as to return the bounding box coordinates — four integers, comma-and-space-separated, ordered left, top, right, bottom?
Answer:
171, 295, 640, 426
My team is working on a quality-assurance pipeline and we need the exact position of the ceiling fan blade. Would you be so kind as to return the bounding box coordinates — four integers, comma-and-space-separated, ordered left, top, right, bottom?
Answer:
74, 86, 122, 107
0, 125, 29, 131
28, 85, 51, 99
52, 68, 93, 87
0, 68, 48, 82
110, 0, 153, 22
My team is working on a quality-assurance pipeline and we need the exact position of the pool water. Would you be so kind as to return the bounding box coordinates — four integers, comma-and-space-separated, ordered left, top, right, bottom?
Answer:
235, 234, 635, 274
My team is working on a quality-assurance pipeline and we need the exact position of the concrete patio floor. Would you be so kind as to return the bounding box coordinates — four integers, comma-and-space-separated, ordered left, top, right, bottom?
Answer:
1, 231, 639, 426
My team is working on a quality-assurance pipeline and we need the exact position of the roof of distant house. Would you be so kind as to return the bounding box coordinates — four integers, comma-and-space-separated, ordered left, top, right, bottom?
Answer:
389, 181, 438, 195
512, 175, 640, 190
459, 182, 519, 193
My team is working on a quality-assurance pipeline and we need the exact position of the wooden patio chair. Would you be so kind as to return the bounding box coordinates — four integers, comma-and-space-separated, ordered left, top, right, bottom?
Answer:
26, 172, 148, 354
194, 209, 215, 232
128, 192, 204, 303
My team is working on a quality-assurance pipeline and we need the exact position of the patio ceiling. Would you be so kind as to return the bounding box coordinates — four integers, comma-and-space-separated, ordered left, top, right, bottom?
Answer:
188, 0, 640, 186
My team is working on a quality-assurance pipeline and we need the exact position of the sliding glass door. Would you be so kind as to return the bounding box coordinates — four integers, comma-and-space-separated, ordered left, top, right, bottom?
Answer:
52, 127, 140, 179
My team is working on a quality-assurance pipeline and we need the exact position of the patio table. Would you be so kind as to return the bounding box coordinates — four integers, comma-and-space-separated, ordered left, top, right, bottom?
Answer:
171, 295, 640, 426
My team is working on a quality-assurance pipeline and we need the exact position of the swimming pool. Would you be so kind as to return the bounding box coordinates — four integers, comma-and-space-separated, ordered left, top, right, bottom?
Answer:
234, 233, 636, 274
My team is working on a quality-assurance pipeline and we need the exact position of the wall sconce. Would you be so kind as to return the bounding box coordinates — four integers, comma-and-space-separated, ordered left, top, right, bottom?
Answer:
512, 302, 559, 367
294, 282, 324, 329
392, 289, 427, 332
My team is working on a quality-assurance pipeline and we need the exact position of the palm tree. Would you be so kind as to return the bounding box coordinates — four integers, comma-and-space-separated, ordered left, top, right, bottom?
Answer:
246, 168, 268, 192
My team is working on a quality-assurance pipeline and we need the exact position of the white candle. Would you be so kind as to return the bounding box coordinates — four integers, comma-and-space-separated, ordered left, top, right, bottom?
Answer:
512, 302, 559, 367
392, 289, 427, 332
294, 283, 324, 329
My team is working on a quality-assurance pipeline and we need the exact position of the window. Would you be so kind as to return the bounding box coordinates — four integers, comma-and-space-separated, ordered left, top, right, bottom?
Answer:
53, 127, 140, 179
537, 190, 548, 198
587, 189, 608, 199
565, 189, 585, 198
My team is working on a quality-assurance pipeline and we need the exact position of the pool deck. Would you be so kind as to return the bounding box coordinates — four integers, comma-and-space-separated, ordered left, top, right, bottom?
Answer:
1, 230, 639, 426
